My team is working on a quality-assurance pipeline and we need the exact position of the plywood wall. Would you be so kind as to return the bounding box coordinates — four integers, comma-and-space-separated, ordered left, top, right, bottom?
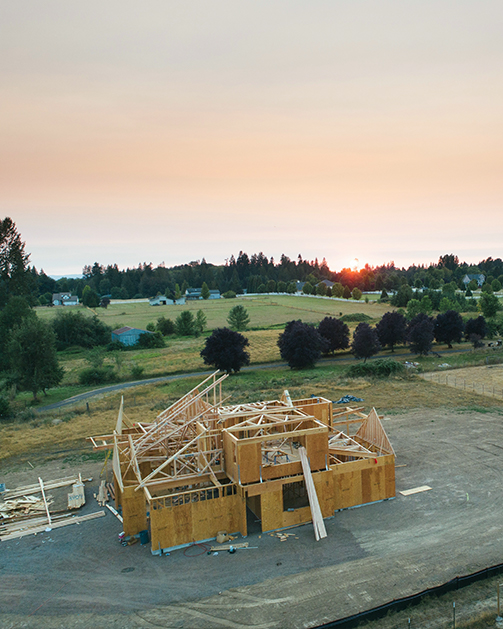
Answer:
122, 486, 148, 536
332, 455, 395, 510
150, 491, 247, 551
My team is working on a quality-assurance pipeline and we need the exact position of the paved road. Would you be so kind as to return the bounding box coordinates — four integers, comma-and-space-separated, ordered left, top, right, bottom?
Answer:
36, 348, 468, 412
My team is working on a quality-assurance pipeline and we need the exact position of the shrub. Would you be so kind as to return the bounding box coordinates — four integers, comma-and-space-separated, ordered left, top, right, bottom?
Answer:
130, 364, 144, 379
136, 331, 165, 348
156, 316, 175, 336
339, 313, 372, 323
78, 366, 116, 385
0, 395, 11, 421
107, 340, 125, 352
222, 290, 237, 299
346, 359, 405, 379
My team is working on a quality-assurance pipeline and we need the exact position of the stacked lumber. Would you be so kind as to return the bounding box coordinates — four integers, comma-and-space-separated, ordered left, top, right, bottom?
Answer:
0, 511, 106, 541
0, 473, 96, 541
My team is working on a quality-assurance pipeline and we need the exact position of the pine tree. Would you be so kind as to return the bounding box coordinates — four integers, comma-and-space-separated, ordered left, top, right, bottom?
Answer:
227, 305, 250, 331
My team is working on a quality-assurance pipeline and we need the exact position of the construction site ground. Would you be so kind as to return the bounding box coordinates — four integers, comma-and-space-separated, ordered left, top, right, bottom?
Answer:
2, 406, 503, 629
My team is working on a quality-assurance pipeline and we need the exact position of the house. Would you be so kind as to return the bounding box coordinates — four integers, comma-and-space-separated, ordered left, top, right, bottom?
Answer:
320, 279, 334, 288
185, 288, 220, 300
462, 274, 485, 287
52, 292, 79, 306
149, 296, 169, 306
111, 326, 152, 347
89, 373, 395, 554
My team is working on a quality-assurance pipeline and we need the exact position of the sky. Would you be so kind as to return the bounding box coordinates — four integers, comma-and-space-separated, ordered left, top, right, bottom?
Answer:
1, 1, 502, 275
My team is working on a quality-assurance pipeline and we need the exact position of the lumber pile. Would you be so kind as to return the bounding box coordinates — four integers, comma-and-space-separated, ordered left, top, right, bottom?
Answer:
0, 473, 97, 541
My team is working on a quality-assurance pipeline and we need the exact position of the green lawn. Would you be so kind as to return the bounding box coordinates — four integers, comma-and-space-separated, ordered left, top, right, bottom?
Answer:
35, 294, 392, 331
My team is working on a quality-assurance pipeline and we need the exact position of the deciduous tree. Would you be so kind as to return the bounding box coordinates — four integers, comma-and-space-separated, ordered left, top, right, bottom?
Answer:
277, 319, 323, 369
376, 311, 406, 353
351, 323, 381, 361
407, 313, 435, 355
434, 310, 464, 348
318, 317, 349, 354
8, 316, 64, 400
200, 328, 250, 373
480, 293, 500, 319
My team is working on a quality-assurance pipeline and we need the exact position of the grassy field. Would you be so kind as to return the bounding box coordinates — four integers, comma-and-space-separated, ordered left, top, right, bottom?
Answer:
35, 294, 392, 331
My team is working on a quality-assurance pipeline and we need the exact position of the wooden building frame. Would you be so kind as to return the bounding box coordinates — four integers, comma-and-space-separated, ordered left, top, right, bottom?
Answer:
88, 372, 395, 553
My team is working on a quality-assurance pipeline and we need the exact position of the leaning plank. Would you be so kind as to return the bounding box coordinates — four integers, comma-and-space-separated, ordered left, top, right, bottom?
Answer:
38, 477, 52, 526
0, 511, 106, 541
298, 447, 327, 541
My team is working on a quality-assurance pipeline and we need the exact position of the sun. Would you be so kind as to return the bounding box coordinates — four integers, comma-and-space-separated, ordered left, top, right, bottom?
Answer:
349, 258, 361, 272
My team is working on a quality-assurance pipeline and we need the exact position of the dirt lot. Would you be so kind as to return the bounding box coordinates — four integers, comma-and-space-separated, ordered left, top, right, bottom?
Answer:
2, 401, 503, 629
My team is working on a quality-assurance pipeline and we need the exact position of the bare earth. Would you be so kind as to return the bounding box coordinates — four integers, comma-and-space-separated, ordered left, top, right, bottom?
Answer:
2, 406, 503, 628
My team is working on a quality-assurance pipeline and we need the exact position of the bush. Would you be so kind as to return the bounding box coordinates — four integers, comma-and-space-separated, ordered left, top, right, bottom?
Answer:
156, 316, 175, 336
136, 331, 165, 348
222, 290, 237, 299
339, 313, 372, 322
346, 359, 405, 379
107, 340, 125, 352
78, 366, 116, 385
0, 395, 11, 421
130, 364, 144, 379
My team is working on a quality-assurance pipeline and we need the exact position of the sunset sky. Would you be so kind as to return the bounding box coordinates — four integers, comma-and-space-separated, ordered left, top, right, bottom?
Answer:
1, 1, 502, 275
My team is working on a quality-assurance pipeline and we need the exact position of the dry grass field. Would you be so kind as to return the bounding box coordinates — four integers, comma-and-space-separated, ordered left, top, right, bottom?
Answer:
2, 365, 501, 464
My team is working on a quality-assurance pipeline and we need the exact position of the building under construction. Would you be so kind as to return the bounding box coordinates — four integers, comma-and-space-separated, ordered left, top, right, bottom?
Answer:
89, 372, 395, 553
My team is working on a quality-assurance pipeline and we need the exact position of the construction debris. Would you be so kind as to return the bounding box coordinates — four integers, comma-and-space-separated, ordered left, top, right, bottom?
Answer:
67, 474, 86, 509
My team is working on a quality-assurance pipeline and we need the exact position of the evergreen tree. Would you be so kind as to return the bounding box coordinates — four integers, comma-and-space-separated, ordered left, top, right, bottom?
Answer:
200, 328, 250, 373
201, 282, 210, 300
0, 217, 30, 304
227, 305, 250, 331
175, 310, 195, 336
195, 310, 207, 336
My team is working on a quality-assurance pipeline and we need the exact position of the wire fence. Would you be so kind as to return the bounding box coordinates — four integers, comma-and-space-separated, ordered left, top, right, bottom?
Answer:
420, 371, 503, 400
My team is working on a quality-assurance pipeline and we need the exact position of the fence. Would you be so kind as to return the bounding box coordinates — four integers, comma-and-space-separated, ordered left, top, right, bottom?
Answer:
420, 371, 503, 401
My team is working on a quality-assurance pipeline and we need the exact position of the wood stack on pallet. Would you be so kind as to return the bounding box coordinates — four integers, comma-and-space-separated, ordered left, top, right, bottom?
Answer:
0, 474, 104, 541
